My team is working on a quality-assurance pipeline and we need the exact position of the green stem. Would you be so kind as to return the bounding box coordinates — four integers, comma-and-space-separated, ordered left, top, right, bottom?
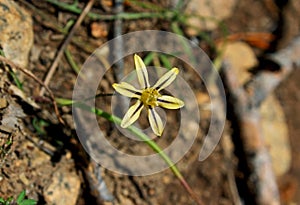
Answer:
56, 98, 203, 205
46, 0, 174, 20
158, 54, 172, 70
65, 99, 183, 177
64, 48, 80, 74
127, 0, 166, 12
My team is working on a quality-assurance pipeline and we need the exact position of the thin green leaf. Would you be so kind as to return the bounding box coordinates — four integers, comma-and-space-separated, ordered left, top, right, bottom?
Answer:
9, 71, 23, 90
63, 19, 75, 33
65, 48, 80, 74
55, 98, 74, 106
46, 0, 173, 21
17, 190, 26, 204
19, 199, 37, 205
6, 197, 13, 203
32, 118, 49, 135
127, 0, 165, 12
158, 54, 172, 70
0, 49, 5, 57
174, 0, 186, 11
143, 52, 155, 66
0, 197, 5, 203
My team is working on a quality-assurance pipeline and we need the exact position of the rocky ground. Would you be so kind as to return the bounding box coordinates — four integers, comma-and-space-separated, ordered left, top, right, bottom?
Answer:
0, 0, 300, 205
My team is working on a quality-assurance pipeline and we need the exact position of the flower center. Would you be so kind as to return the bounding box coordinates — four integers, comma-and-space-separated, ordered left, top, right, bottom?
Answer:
140, 88, 161, 107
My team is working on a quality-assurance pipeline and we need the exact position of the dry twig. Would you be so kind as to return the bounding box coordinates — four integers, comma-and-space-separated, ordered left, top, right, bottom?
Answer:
222, 36, 300, 205
40, 0, 95, 96
0, 55, 64, 124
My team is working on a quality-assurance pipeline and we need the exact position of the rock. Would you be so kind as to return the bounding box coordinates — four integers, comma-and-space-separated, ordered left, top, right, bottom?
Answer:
221, 41, 258, 84
19, 172, 30, 186
0, 0, 33, 67
0, 97, 25, 130
21, 140, 52, 168
0, 67, 80, 202
117, 195, 135, 205
185, 0, 237, 35
44, 163, 81, 205
162, 175, 171, 184
90, 22, 108, 38
260, 95, 291, 176
0, 98, 8, 109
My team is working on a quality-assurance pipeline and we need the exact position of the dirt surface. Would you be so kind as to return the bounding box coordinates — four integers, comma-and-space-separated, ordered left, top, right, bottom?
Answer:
0, 0, 300, 205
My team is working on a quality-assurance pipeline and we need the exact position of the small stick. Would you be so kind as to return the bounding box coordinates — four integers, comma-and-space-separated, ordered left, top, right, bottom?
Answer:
40, 0, 95, 96
222, 36, 300, 205
178, 177, 204, 205
0, 55, 64, 124
222, 61, 280, 205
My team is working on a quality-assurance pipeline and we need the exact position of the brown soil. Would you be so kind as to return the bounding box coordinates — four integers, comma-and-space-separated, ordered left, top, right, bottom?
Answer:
0, 0, 299, 205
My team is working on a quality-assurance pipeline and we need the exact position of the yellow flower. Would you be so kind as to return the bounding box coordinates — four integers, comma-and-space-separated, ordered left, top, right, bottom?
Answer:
113, 54, 184, 136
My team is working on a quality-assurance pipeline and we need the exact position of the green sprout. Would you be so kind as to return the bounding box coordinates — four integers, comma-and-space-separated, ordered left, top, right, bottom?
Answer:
0, 190, 37, 205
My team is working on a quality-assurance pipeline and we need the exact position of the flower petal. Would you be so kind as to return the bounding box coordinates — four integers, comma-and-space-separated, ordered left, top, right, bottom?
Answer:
148, 106, 164, 136
113, 82, 141, 98
121, 100, 144, 128
153, 67, 179, 91
134, 54, 150, 88
157, 95, 184, 109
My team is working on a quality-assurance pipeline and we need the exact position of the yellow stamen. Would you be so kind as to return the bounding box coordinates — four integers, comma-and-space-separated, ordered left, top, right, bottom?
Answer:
140, 88, 161, 107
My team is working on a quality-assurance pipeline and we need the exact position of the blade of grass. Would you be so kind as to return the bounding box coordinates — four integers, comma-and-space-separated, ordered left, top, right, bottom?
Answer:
8, 70, 23, 90
46, 0, 174, 20
174, 0, 187, 11
158, 54, 172, 70
64, 48, 80, 74
126, 0, 165, 12
0, 49, 23, 90
16, 190, 25, 204
143, 52, 155, 66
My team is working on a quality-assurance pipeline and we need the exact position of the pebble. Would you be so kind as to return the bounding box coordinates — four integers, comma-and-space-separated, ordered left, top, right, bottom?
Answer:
91, 22, 108, 38
148, 188, 156, 196
19, 172, 30, 186
44, 164, 81, 205
185, 0, 237, 35
162, 175, 171, 184
221, 41, 258, 84
261, 94, 291, 176
0, 0, 33, 67
0, 98, 8, 109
